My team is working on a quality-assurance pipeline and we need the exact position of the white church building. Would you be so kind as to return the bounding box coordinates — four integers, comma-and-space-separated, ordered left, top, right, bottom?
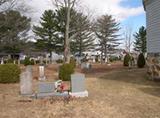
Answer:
143, 0, 160, 57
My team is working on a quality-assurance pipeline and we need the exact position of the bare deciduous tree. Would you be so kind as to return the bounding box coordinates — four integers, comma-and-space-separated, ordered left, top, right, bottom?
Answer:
0, 0, 16, 12
0, 0, 7, 5
124, 25, 133, 54
51, 0, 77, 63
0, 0, 32, 15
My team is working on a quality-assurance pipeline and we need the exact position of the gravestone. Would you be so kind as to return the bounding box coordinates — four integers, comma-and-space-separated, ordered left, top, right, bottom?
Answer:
26, 65, 32, 73
81, 63, 85, 69
81, 62, 91, 70
76, 57, 81, 65
18, 59, 20, 65
86, 62, 91, 69
20, 66, 33, 95
105, 58, 108, 63
98, 57, 101, 62
38, 82, 55, 93
39, 56, 43, 65
39, 65, 46, 81
70, 73, 88, 97
93, 57, 96, 63
35, 82, 55, 98
71, 73, 85, 92
1, 58, 4, 64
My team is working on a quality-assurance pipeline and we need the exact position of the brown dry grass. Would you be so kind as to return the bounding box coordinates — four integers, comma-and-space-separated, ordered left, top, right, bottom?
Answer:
0, 63, 160, 118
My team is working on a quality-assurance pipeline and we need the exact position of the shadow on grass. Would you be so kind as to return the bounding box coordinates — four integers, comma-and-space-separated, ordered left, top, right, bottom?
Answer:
83, 64, 124, 76
100, 68, 160, 97
139, 87, 160, 97
101, 68, 160, 86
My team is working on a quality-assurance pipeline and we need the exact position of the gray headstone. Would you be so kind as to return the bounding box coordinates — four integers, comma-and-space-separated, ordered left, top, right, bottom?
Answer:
38, 82, 55, 93
76, 57, 81, 65
20, 71, 32, 95
40, 56, 43, 64
81, 62, 91, 69
71, 73, 85, 93
18, 59, 20, 65
81, 63, 86, 69
13, 60, 16, 64
26, 65, 32, 72
98, 57, 101, 62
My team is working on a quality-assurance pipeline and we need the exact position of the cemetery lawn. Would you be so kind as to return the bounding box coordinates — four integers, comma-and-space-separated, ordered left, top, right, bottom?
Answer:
0, 63, 160, 118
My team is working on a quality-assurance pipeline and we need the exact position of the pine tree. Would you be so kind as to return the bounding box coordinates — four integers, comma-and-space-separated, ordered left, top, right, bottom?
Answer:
70, 12, 95, 56
0, 10, 30, 53
55, 7, 95, 56
33, 10, 62, 55
94, 14, 120, 63
133, 26, 146, 53
137, 53, 146, 68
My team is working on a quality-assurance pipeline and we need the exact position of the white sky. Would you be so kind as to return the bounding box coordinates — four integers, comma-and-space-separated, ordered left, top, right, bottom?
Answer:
26, 0, 144, 50
27, 0, 144, 23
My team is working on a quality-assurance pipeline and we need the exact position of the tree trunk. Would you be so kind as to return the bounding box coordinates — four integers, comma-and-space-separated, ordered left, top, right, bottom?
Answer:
100, 46, 103, 64
79, 37, 82, 57
49, 51, 53, 64
104, 45, 107, 63
64, 0, 71, 64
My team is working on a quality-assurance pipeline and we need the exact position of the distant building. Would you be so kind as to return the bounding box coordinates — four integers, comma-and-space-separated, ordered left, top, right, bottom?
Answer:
143, 0, 160, 56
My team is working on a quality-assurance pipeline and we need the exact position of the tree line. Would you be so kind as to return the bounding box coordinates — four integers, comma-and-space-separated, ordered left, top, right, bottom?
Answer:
0, 0, 146, 63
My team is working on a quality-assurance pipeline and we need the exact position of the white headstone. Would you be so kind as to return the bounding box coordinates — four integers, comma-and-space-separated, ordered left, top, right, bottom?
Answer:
51, 52, 59, 62
93, 57, 96, 63
105, 58, 108, 63
1, 58, 4, 64
39, 65, 46, 81
20, 70, 32, 95
86, 62, 91, 69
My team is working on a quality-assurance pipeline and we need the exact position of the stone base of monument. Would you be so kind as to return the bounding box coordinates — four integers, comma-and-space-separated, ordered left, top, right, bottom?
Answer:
69, 90, 88, 98
34, 92, 69, 99
21, 93, 35, 97
29, 91, 69, 99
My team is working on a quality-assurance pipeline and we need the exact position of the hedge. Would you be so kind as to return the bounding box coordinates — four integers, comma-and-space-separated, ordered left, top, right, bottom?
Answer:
123, 54, 131, 66
0, 64, 21, 83
137, 53, 146, 68
59, 63, 74, 81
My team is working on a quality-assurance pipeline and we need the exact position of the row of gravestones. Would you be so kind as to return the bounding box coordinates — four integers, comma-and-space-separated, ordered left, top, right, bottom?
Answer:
76, 56, 109, 64
20, 65, 88, 98
0, 58, 20, 65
